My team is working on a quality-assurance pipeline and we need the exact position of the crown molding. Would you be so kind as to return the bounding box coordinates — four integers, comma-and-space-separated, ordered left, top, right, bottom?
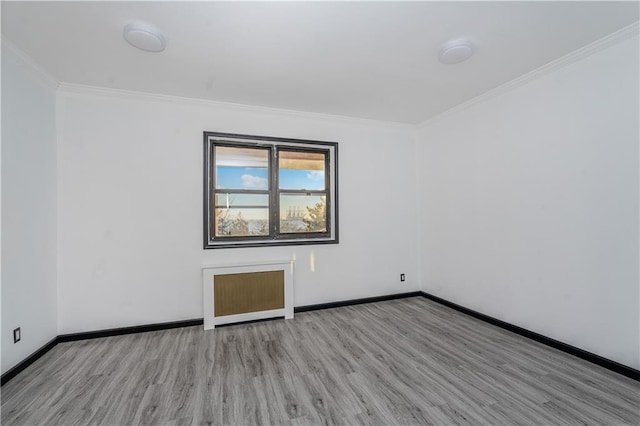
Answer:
1, 37, 59, 91
418, 21, 640, 130
57, 82, 414, 131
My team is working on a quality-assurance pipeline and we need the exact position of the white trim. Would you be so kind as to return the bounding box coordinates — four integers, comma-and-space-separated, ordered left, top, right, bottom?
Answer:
57, 82, 414, 130
202, 260, 294, 330
418, 21, 640, 130
1, 37, 59, 90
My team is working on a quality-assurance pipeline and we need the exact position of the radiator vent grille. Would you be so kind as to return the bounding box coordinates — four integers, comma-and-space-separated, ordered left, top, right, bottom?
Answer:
214, 271, 284, 317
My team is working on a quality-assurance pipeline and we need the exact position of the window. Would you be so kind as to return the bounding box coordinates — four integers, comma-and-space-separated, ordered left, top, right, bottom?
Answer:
204, 132, 338, 249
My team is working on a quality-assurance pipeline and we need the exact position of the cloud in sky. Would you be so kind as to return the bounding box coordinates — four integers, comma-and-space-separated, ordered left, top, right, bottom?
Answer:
241, 174, 268, 189
306, 171, 324, 181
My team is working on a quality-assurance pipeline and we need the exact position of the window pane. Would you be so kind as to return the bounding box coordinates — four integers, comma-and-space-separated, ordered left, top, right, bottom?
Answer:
279, 151, 325, 190
215, 208, 269, 237
280, 195, 327, 233
215, 146, 269, 190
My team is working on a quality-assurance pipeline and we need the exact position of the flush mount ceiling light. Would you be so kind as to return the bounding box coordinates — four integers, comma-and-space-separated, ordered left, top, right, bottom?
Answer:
438, 39, 474, 64
123, 22, 166, 53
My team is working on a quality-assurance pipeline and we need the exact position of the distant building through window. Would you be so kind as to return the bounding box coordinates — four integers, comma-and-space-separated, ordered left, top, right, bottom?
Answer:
203, 132, 338, 249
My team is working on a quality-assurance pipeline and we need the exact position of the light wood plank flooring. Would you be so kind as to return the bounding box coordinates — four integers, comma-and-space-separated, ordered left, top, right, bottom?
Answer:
2, 297, 638, 425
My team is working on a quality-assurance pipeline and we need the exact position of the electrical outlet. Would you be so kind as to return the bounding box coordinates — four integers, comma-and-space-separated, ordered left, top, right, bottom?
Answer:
13, 327, 21, 343
400, 273, 405, 282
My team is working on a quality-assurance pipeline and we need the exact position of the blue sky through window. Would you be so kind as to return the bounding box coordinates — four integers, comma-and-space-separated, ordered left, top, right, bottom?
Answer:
217, 166, 325, 190
216, 166, 268, 189
279, 169, 325, 190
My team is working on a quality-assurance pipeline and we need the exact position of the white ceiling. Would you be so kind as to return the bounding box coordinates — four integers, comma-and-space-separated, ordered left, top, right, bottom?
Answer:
2, 1, 638, 124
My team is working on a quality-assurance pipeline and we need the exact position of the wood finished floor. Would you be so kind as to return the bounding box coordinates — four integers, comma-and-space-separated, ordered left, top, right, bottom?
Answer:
2, 297, 638, 425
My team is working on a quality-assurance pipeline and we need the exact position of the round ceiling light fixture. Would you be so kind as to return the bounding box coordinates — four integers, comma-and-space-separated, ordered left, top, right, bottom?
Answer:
438, 39, 474, 64
123, 22, 166, 53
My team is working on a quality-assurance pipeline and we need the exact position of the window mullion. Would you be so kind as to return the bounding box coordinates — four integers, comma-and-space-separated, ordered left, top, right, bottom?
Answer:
271, 147, 279, 238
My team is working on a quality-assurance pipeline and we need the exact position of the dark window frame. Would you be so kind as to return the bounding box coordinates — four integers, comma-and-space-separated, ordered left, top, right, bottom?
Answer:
203, 131, 339, 249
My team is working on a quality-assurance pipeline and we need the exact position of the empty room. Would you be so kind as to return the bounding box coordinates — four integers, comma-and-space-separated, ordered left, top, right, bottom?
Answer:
1, 1, 639, 425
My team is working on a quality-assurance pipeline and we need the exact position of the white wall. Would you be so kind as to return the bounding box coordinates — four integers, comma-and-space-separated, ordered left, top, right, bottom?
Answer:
56, 88, 419, 334
1, 43, 58, 374
418, 35, 639, 369
6, 24, 636, 374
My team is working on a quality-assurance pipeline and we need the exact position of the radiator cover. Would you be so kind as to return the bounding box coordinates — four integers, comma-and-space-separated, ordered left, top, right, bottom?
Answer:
202, 260, 294, 329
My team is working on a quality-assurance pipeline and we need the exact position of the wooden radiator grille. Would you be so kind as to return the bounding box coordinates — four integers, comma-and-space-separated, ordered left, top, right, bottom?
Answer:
213, 270, 285, 317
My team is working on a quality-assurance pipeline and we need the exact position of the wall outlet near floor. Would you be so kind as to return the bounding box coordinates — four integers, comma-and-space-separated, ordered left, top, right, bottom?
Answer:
400, 273, 405, 282
13, 327, 21, 343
